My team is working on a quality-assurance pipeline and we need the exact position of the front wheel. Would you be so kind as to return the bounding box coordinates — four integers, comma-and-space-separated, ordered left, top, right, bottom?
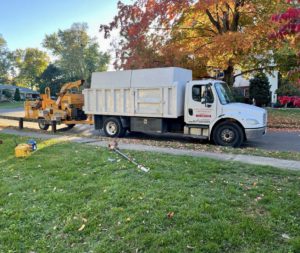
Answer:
212, 122, 244, 147
38, 118, 49, 131
103, 117, 126, 138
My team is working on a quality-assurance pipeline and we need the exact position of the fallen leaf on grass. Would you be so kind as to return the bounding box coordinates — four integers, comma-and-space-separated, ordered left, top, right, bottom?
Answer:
108, 158, 116, 163
78, 224, 85, 231
281, 233, 291, 240
187, 245, 195, 250
255, 196, 262, 201
167, 212, 174, 219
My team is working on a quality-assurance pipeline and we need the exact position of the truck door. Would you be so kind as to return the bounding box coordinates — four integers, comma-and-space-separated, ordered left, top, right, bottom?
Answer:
185, 83, 216, 125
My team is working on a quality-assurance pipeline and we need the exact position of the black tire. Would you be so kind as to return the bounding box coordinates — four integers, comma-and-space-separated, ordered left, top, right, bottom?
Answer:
66, 124, 76, 129
103, 117, 126, 138
212, 122, 244, 147
38, 118, 50, 131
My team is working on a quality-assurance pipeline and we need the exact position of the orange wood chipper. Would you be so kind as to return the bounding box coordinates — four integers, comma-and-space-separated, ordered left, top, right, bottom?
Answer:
25, 80, 93, 130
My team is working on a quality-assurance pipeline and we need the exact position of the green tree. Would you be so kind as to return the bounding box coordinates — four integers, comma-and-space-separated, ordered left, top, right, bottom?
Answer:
249, 73, 271, 107
0, 35, 12, 83
13, 88, 21, 101
43, 23, 109, 82
38, 64, 66, 96
273, 44, 299, 85
12, 48, 50, 89
276, 78, 300, 96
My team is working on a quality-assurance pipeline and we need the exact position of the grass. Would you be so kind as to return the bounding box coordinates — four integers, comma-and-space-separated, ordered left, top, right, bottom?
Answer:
268, 108, 300, 129
0, 101, 24, 110
46, 128, 300, 161
0, 133, 300, 252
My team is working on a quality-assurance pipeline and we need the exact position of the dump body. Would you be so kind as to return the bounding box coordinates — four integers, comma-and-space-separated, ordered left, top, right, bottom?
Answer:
83, 67, 192, 118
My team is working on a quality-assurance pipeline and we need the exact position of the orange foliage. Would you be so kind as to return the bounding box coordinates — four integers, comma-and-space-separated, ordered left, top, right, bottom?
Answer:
100, 0, 293, 83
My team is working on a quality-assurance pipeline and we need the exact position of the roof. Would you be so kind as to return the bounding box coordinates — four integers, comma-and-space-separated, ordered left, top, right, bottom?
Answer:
0, 84, 39, 94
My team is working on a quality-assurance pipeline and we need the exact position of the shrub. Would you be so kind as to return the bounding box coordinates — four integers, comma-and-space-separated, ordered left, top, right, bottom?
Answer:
2, 89, 12, 99
14, 88, 21, 101
249, 72, 271, 107
276, 79, 300, 96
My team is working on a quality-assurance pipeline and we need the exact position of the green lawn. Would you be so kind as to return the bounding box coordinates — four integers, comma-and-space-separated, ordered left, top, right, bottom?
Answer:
268, 108, 300, 129
0, 101, 24, 109
0, 133, 300, 253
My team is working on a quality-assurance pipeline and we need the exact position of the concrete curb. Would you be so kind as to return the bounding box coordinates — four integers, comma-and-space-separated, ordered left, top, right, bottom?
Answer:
1, 127, 300, 171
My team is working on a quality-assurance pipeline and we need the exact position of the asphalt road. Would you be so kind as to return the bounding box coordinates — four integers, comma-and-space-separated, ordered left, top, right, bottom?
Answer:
0, 107, 299, 152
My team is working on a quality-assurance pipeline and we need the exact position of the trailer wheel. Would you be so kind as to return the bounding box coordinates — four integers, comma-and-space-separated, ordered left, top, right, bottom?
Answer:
66, 124, 76, 129
38, 118, 50, 131
212, 122, 243, 147
103, 117, 126, 138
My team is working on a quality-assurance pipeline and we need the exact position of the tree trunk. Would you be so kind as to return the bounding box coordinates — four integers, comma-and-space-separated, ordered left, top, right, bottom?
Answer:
223, 65, 235, 86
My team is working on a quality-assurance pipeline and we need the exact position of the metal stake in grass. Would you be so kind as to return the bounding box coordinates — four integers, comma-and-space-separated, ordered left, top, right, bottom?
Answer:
108, 141, 150, 173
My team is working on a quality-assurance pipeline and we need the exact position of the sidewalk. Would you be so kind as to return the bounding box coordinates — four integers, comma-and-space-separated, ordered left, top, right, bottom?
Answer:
1, 127, 300, 171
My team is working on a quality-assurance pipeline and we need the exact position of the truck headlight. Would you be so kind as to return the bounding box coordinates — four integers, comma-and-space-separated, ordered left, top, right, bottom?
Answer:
246, 119, 260, 125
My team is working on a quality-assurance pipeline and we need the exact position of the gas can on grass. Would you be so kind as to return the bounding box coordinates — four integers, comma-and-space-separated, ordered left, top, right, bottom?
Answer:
15, 144, 32, 158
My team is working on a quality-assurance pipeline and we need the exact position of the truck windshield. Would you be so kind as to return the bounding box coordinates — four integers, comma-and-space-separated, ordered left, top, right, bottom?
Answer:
215, 82, 235, 105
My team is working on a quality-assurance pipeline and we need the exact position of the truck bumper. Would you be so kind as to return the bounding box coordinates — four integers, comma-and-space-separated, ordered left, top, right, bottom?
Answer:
245, 127, 266, 140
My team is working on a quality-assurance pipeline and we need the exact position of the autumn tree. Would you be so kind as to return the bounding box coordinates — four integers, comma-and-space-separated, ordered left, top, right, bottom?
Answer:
12, 48, 50, 89
101, 0, 292, 85
271, 0, 300, 86
43, 23, 110, 82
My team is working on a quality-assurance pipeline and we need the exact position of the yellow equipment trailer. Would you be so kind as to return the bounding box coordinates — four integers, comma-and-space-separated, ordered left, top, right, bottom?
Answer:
25, 80, 93, 130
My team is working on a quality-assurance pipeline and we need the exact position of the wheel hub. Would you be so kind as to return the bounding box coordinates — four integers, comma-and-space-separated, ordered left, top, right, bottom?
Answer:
221, 129, 235, 143
106, 121, 117, 135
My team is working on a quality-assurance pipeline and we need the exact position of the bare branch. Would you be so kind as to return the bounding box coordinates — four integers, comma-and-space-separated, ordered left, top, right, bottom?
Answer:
234, 66, 277, 78
206, 9, 222, 34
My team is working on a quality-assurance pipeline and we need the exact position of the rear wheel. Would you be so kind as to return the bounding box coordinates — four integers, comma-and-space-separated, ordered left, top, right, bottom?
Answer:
103, 117, 126, 138
38, 118, 49, 131
66, 124, 76, 129
212, 122, 244, 147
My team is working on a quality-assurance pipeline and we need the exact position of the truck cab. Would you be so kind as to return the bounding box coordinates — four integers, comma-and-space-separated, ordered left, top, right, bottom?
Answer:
184, 79, 267, 147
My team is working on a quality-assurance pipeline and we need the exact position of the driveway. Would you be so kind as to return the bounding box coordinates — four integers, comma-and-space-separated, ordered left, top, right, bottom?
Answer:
1, 107, 299, 152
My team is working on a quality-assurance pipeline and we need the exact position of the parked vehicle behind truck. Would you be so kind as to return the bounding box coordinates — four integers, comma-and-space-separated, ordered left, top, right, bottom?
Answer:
83, 67, 267, 147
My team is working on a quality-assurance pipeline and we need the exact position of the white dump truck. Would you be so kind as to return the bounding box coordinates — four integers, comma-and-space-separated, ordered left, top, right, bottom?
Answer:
83, 67, 267, 147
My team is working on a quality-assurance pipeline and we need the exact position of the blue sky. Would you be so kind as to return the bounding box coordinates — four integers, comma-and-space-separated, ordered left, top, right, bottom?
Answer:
0, 0, 131, 52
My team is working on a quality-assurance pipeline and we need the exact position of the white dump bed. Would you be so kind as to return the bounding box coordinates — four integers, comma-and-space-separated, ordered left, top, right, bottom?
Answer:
83, 67, 192, 118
